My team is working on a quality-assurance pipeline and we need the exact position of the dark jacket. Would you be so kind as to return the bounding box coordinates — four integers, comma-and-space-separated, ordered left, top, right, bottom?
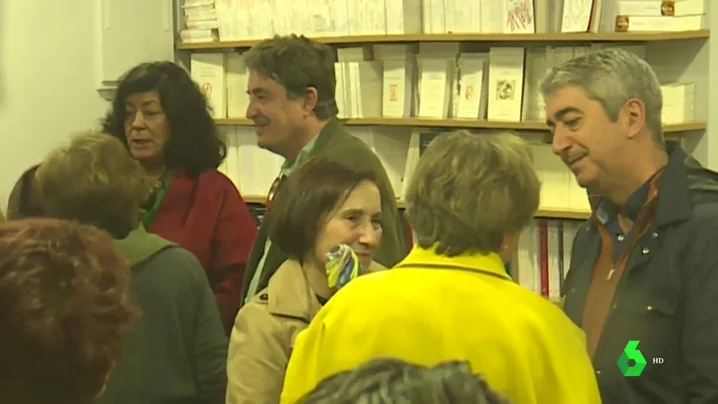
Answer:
241, 118, 408, 301
97, 226, 228, 404
563, 144, 718, 404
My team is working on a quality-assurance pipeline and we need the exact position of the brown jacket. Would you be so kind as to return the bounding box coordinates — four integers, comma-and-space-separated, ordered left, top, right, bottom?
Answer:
226, 259, 384, 404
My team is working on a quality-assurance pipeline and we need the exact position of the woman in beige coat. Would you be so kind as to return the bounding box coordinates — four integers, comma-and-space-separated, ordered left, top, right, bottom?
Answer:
226, 156, 386, 403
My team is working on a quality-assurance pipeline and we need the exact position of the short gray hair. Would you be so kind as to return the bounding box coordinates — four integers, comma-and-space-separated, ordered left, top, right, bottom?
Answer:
540, 48, 664, 146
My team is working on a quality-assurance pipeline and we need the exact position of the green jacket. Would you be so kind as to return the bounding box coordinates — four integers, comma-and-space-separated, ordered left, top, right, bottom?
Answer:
113, 224, 175, 266
99, 225, 228, 404
241, 118, 408, 300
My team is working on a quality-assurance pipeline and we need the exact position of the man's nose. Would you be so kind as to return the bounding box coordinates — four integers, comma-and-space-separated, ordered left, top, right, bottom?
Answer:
551, 126, 571, 156
246, 102, 259, 120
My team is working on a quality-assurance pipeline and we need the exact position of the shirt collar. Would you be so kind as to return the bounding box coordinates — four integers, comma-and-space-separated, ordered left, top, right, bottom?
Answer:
281, 136, 318, 176
592, 168, 664, 224
396, 245, 512, 281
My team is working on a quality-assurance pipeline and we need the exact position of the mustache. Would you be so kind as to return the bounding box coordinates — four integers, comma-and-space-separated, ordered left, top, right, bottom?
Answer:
560, 148, 588, 165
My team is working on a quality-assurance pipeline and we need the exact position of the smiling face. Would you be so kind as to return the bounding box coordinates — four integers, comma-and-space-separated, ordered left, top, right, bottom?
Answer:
123, 91, 170, 168
311, 180, 383, 271
545, 85, 628, 191
245, 70, 310, 158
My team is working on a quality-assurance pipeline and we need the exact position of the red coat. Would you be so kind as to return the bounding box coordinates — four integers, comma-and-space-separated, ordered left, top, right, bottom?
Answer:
148, 170, 257, 333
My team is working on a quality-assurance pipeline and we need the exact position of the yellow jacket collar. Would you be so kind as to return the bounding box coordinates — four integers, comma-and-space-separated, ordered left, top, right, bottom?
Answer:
396, 246, 512, 281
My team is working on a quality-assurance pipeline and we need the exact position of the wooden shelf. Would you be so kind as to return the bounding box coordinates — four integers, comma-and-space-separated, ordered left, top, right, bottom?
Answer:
242, 195, 590, 220
215, 118, 706, 134
534, 208, 591, 220
177, 31, 710, 50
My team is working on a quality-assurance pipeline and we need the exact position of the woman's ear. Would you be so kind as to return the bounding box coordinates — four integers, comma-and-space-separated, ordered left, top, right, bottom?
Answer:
499, 232, 521, 264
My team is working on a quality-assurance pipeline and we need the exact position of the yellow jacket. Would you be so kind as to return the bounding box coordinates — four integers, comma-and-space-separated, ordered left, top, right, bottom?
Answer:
280, 246, 601, 404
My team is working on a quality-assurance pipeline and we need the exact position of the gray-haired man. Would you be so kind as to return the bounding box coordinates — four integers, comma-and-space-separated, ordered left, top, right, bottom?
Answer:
543, 48, 718, 404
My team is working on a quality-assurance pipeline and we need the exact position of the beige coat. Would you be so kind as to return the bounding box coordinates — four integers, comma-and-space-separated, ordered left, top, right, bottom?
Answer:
226, 258, 384, 403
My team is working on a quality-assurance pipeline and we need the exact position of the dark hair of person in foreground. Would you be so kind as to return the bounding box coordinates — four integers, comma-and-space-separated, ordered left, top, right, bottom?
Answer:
299, 357, 510, 404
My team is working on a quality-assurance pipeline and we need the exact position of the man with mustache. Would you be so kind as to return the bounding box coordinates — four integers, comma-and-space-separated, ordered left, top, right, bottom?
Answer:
542, 48, 718, 404
240, 34, 407, 305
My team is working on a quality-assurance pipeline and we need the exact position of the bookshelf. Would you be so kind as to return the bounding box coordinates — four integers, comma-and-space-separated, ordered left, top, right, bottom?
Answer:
176, 30, 712, 50
214, 118, 706, 133
173, 0, 715, 308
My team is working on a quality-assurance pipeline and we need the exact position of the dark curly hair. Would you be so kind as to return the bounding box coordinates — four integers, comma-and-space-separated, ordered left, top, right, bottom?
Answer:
101, 61, 226, 177
0, 218, 140, 404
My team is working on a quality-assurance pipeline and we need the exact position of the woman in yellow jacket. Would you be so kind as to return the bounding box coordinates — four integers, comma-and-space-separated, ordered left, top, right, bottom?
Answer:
281, 130, 602, 404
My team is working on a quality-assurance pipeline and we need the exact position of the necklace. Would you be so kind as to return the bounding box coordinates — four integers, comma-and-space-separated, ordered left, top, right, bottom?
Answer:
143, 178, 163, 206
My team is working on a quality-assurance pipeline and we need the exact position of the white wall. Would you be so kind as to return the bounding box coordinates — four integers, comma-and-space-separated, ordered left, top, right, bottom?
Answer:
0, 0, 108, 207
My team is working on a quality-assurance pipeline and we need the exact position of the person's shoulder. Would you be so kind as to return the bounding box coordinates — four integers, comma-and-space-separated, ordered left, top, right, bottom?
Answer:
690, 186, 718, 221
323, 124, 376, 157
235, 287, 293, 336
310, 273, 395, 334
347, 268, 394, 288
321, 269, 405, 314
149, 244, 199, 262
676, 152, 718, 207
129, 247, 218, 317
679, 164, 718, 229
504, 286, 583, 338
500, 291, 596, 390
193, 169, 237, 188
188, 170, 249, 203
344, 136, 378, 159
142, 246, 208, 285
237, 292, 270, 326
245, 287, 271, 308
344, 266, 441, 294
